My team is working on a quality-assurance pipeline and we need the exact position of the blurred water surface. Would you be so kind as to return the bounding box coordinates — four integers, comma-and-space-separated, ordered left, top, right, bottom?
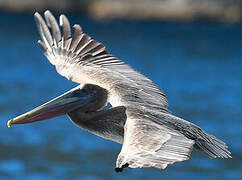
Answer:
0, 12, 241, 180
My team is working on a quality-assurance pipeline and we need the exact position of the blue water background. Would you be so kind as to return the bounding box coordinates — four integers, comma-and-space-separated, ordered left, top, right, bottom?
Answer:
0, 12, 241, 179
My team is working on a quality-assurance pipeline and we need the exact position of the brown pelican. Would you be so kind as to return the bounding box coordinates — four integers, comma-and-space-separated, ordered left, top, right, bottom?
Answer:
7, 10, 231, 172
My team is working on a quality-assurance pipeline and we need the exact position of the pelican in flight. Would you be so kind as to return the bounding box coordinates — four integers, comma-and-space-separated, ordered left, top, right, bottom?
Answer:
8, 10, 231, 172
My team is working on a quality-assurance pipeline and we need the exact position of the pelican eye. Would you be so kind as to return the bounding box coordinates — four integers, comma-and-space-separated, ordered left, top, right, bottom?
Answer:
75, 88, 89, 96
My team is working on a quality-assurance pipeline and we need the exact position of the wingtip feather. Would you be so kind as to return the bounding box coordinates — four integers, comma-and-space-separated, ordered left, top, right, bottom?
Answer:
34, 12, 41, 23
37, 40, 47, 52
73, 24, 82, 32
44, 10, 52, 27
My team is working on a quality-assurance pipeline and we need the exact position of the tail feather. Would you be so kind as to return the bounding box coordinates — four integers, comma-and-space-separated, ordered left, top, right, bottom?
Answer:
174, 121, 232, 159
195, 133, 231, 159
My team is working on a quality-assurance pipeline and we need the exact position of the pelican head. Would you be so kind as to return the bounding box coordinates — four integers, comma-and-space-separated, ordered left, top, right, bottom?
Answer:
7, 84, 108, 127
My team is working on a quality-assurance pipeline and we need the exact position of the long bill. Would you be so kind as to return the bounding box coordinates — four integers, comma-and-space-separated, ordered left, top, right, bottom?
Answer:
7, 87, 92, 127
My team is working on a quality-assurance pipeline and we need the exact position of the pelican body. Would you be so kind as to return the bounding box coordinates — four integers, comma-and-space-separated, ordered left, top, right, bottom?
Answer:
8, 10, 231, 172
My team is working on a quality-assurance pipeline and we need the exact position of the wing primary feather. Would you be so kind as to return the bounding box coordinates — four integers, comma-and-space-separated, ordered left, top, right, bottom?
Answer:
87, 44, 106, 56
74, 34, 91, 54
44, 10, 61, 46
76, 40, 99, 56
89, 56, 116, 64
59, 14, 71, 48
77, 41, 100, 57
69, 24, 83, 52
34, 12, 53, 50
37, 40, 47, 52
87, 54, 114, 62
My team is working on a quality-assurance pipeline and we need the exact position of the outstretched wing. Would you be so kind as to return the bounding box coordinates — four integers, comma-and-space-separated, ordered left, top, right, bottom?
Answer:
116, 110, 195, 171
35, 11, 108, 67
34, 10, 169, 112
